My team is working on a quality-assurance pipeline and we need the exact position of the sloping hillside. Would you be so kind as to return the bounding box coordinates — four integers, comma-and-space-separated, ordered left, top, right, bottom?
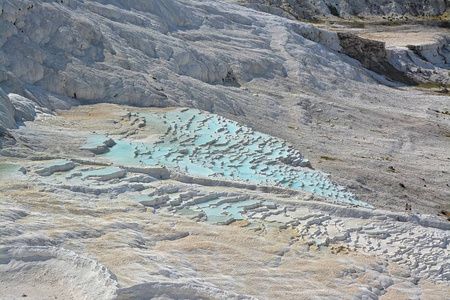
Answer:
0, 1, 449, 299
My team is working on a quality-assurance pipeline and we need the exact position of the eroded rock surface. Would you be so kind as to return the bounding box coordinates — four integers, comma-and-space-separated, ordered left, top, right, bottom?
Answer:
0, 0, 450, 299
0, 104, 448, 299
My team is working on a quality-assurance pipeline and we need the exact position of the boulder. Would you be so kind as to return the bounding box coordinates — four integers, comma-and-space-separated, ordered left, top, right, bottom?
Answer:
9, 93, 36, 123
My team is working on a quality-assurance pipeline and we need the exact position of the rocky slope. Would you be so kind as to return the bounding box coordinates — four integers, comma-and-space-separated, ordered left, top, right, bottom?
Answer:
0, 0, 379, 128
0, 1, 449, 298
236, 0, 449, 20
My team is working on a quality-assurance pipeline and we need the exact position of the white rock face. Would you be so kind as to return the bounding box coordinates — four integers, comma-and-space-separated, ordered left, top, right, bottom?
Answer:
0, 88, 15, 134
8, 93, 36, 122
1, 0, 447, 124
0, 90, 37, 134
0, 0, 376, 116
388, 44, 450, 85
354, 27, 450, 85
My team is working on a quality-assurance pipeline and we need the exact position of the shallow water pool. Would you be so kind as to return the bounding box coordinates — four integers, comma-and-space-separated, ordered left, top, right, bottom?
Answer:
92, 108, 373, 208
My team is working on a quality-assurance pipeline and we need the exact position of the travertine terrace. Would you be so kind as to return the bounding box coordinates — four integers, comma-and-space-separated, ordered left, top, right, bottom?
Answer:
0, 1, 449, 299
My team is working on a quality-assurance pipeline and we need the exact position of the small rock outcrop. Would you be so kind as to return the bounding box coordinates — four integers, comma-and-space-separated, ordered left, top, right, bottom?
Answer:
337, 33, 416, 85
0, 89, 15, 135
35, 161, 76, 176
8, 93, 36, 123
81, 138, 116, 155
0, 90, 36, 135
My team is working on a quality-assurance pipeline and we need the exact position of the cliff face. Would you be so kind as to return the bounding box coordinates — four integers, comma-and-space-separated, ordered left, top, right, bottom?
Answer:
239, 0, 449, 19
336, 33, 417, 85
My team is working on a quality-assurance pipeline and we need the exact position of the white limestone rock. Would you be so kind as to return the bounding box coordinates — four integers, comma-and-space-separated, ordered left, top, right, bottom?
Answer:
0, 88, 15, 134
35, 161, 76, 176
0, 246, 118, 300
387, 42, 450, 85
9, 93, 36, 122
0, 0, 380, 116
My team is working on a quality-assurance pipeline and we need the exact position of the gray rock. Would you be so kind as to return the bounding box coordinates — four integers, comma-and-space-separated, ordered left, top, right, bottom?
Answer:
9, 93, 36, 123
35, 161, 76, 176
0, 88, 15, 134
